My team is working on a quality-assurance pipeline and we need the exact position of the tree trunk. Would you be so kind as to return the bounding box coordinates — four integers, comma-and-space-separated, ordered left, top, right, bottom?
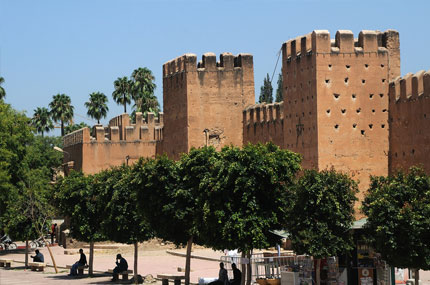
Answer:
25, 239, 29, 268
41, 235, 58, 273
316, 258, 321, 285
61, 121, 64, 136
134, 241, 138, 284
123, 96, 127, 113
241, 251, 246, 285
185, 236, 193, 285
414, 269, 420, 285
89, 241, 94, 276
246, 250, 252, 285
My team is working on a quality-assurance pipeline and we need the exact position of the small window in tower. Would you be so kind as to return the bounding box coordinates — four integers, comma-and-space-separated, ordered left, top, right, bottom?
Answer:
344, 78, 349, 84
382, 79, 386, 83
379, 93, 384, 98
382, 109, 387, 113
333, 93, 340, 99
365, 64, 369, 68
353, 123, 357, 128
352, 94, 356, 99
369, 94, 374, 99
362, 79, 366, 84
361, 130, 365, 135
369, 124, 373, 129
372, 109, 375, 113
381, 124, 385, 128
356, 108, 361, 114
341, 109, 346, 114
381, 64, 385, 68
328, 64, 332, 69
326, 109, 331, 114
325, 79, 330, 84
346, 65, 350, 69
334, 124, 339, 130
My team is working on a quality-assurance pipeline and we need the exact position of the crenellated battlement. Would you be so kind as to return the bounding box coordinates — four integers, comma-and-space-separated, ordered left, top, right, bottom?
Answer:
63, 112, 164, 148
163, 52, 253, 77
389, 70, 430, 101
282, 29, 399, 61
243, 102, 284, 125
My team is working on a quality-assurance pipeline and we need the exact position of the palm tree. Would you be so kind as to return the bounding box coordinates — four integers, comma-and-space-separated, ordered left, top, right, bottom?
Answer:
49, 94, 74, 136
32, 107, 54, 137
85, 92, 109, 124
0, 77, 6, 100
112, 77, 132, 113
130, 67, 159, 115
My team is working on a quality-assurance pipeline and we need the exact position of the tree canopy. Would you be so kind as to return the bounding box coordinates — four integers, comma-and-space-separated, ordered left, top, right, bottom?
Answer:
32, 107, 54, 137
85, 92, 109, 124
131, 67, 160, 116
112, 76, 132, 114
64, 122, 90, 135
49, 93, 74, 136
275, 73, 283, 102
0, 77, 6, 100
362, 167, 430, 270
259, 73, 273, 104
286, 169, 358, 258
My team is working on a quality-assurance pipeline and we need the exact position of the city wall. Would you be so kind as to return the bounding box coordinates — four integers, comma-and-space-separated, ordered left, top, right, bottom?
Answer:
243, 102, 284, 148
63, 112, 163, 174
162, 52, 255, 159
389, 70, 430, 174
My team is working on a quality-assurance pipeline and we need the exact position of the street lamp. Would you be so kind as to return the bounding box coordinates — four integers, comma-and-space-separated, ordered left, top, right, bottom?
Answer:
203, 129, 209, 147
53, 146, 70, 158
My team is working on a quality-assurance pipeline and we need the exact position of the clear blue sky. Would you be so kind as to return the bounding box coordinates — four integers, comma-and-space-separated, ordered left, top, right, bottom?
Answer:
1, 0, 429, 134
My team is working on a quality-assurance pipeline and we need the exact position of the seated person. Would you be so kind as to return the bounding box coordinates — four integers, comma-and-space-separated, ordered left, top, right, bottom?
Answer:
209, 262, 228, 285
69, 248, 87, 276
230, 263, 241, 285
112, 254, 128, 281
31, 249, 44, 262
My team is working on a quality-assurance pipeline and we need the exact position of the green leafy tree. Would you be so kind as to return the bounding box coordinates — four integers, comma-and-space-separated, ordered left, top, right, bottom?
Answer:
0, 102, 33, 229
112, 76, 132, 113
135, 151, 213, 285
258, 73, 273, 103
55, 171, 109, 276
131, 67, 160, 116
49, 93, 74, 136
275, 73, 283, 102
0, 77, 5, 100
286, 169, 358, 285
32, 107, 54, 137
102, 165, 153, 282
64, 122, 90, 135
362, 167, 430, 285
6, 168, 55, 268
202, 143, 301, 285
85, 92, 109, 124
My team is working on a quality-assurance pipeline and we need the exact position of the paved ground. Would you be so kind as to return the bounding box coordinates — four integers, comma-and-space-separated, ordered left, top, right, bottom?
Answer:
1, 243, 430, 284
0, 243, 222, 284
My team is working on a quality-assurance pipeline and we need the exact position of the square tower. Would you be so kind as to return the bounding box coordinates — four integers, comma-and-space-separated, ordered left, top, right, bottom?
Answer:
162, 53, 255, 159
282, 30, 400, 203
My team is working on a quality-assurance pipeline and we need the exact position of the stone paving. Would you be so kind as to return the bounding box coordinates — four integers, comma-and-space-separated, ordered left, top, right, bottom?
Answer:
1, 244, 430, 284
0, 244, 222, 284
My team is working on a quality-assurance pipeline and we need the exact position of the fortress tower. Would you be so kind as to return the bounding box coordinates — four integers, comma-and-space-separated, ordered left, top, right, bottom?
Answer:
281, 29, 400, 204
389, 70, 430, 174
162, 53, 255, 159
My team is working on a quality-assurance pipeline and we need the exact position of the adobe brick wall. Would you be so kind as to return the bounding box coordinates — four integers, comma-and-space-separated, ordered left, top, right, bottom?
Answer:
162, 53, 255, 159
243, 102, 284, 147
389, 70, 430, 174
63, 112, 162, 174
280, 30, 400, 217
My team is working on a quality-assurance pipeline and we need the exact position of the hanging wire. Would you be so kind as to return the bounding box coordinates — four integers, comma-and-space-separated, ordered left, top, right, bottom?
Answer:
270, 48, 282, 83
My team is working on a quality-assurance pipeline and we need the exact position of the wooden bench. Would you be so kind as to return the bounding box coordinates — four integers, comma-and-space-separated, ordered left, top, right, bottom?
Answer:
66, 264, 88, 275
0, 259, 13, 268
157, 273, 186, 285
108, 269, 133, 281
29, 262, 46, 271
